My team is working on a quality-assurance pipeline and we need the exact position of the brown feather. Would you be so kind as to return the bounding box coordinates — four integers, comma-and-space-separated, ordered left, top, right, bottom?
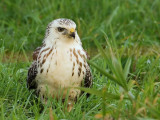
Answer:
33, 46, 42, 60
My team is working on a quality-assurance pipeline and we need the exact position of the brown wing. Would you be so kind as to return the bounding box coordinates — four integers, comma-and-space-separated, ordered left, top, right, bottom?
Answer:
84, 50, 92, 88
82, 50, 92, 97
81, 63, 92, 98
84, 64, 92, 88
27, 61, 37, 89
27, 46, 42, 90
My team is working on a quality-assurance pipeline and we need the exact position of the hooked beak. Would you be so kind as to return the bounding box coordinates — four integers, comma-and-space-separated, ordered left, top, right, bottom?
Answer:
69, 28, 75, 39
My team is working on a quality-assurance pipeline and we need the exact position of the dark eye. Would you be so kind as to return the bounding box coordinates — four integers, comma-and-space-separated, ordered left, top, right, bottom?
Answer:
57, 27, 65, 32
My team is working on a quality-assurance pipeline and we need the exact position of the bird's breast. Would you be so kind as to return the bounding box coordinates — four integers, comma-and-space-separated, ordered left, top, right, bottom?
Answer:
36, 46, 87, 91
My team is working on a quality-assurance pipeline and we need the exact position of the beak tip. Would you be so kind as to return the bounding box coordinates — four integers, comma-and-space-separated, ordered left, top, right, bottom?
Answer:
70, 32, 75, 39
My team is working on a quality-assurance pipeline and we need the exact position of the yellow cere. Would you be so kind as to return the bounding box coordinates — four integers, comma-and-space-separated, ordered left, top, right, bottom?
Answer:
70, 28, 75, 33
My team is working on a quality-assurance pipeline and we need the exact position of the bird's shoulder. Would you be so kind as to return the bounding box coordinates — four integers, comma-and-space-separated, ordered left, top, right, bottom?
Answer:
32, 44, 46, 60
84, 50, 90, 60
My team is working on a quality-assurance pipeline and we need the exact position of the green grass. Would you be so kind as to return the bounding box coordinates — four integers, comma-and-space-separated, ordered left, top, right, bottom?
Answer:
0, 0, 160, 119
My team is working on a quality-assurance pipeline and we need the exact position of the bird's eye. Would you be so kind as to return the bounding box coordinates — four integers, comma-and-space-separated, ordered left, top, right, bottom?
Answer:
57, 27, 65, 32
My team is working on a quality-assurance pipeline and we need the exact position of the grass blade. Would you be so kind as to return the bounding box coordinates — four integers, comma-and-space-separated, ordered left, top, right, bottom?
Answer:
124, 58, 132, 79
78, 87, 121, 100
88, 60, 123, 87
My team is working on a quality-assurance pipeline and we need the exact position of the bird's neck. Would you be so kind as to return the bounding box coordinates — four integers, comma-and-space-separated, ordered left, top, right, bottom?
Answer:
43, 36, 81, 48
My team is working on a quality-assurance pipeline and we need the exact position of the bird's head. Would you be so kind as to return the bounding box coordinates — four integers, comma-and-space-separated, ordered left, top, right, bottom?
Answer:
44, 18, 78, 43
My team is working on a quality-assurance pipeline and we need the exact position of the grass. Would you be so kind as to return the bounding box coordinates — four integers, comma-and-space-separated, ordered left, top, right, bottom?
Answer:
0, 0, 160, 119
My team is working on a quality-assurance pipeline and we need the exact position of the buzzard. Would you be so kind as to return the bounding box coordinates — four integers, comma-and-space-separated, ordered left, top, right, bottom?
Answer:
27, 18, 92, 111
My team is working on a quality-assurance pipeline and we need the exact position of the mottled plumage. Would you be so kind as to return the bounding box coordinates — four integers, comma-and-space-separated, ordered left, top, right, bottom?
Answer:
27, 18, 92, 111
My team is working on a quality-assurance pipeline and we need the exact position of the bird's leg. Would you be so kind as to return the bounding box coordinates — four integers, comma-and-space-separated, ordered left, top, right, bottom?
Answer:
67, 100, 74, 112
66, 89, 79, 112
62, 88, 78, 112
40, 94, 48, 105
62, 98, 74, 112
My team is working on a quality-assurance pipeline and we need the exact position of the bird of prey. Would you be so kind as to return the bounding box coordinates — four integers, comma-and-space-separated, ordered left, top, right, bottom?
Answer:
27, 18, 92, 111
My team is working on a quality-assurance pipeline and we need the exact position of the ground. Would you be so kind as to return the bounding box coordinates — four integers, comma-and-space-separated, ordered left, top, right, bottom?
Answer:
0, 0, 160, 119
